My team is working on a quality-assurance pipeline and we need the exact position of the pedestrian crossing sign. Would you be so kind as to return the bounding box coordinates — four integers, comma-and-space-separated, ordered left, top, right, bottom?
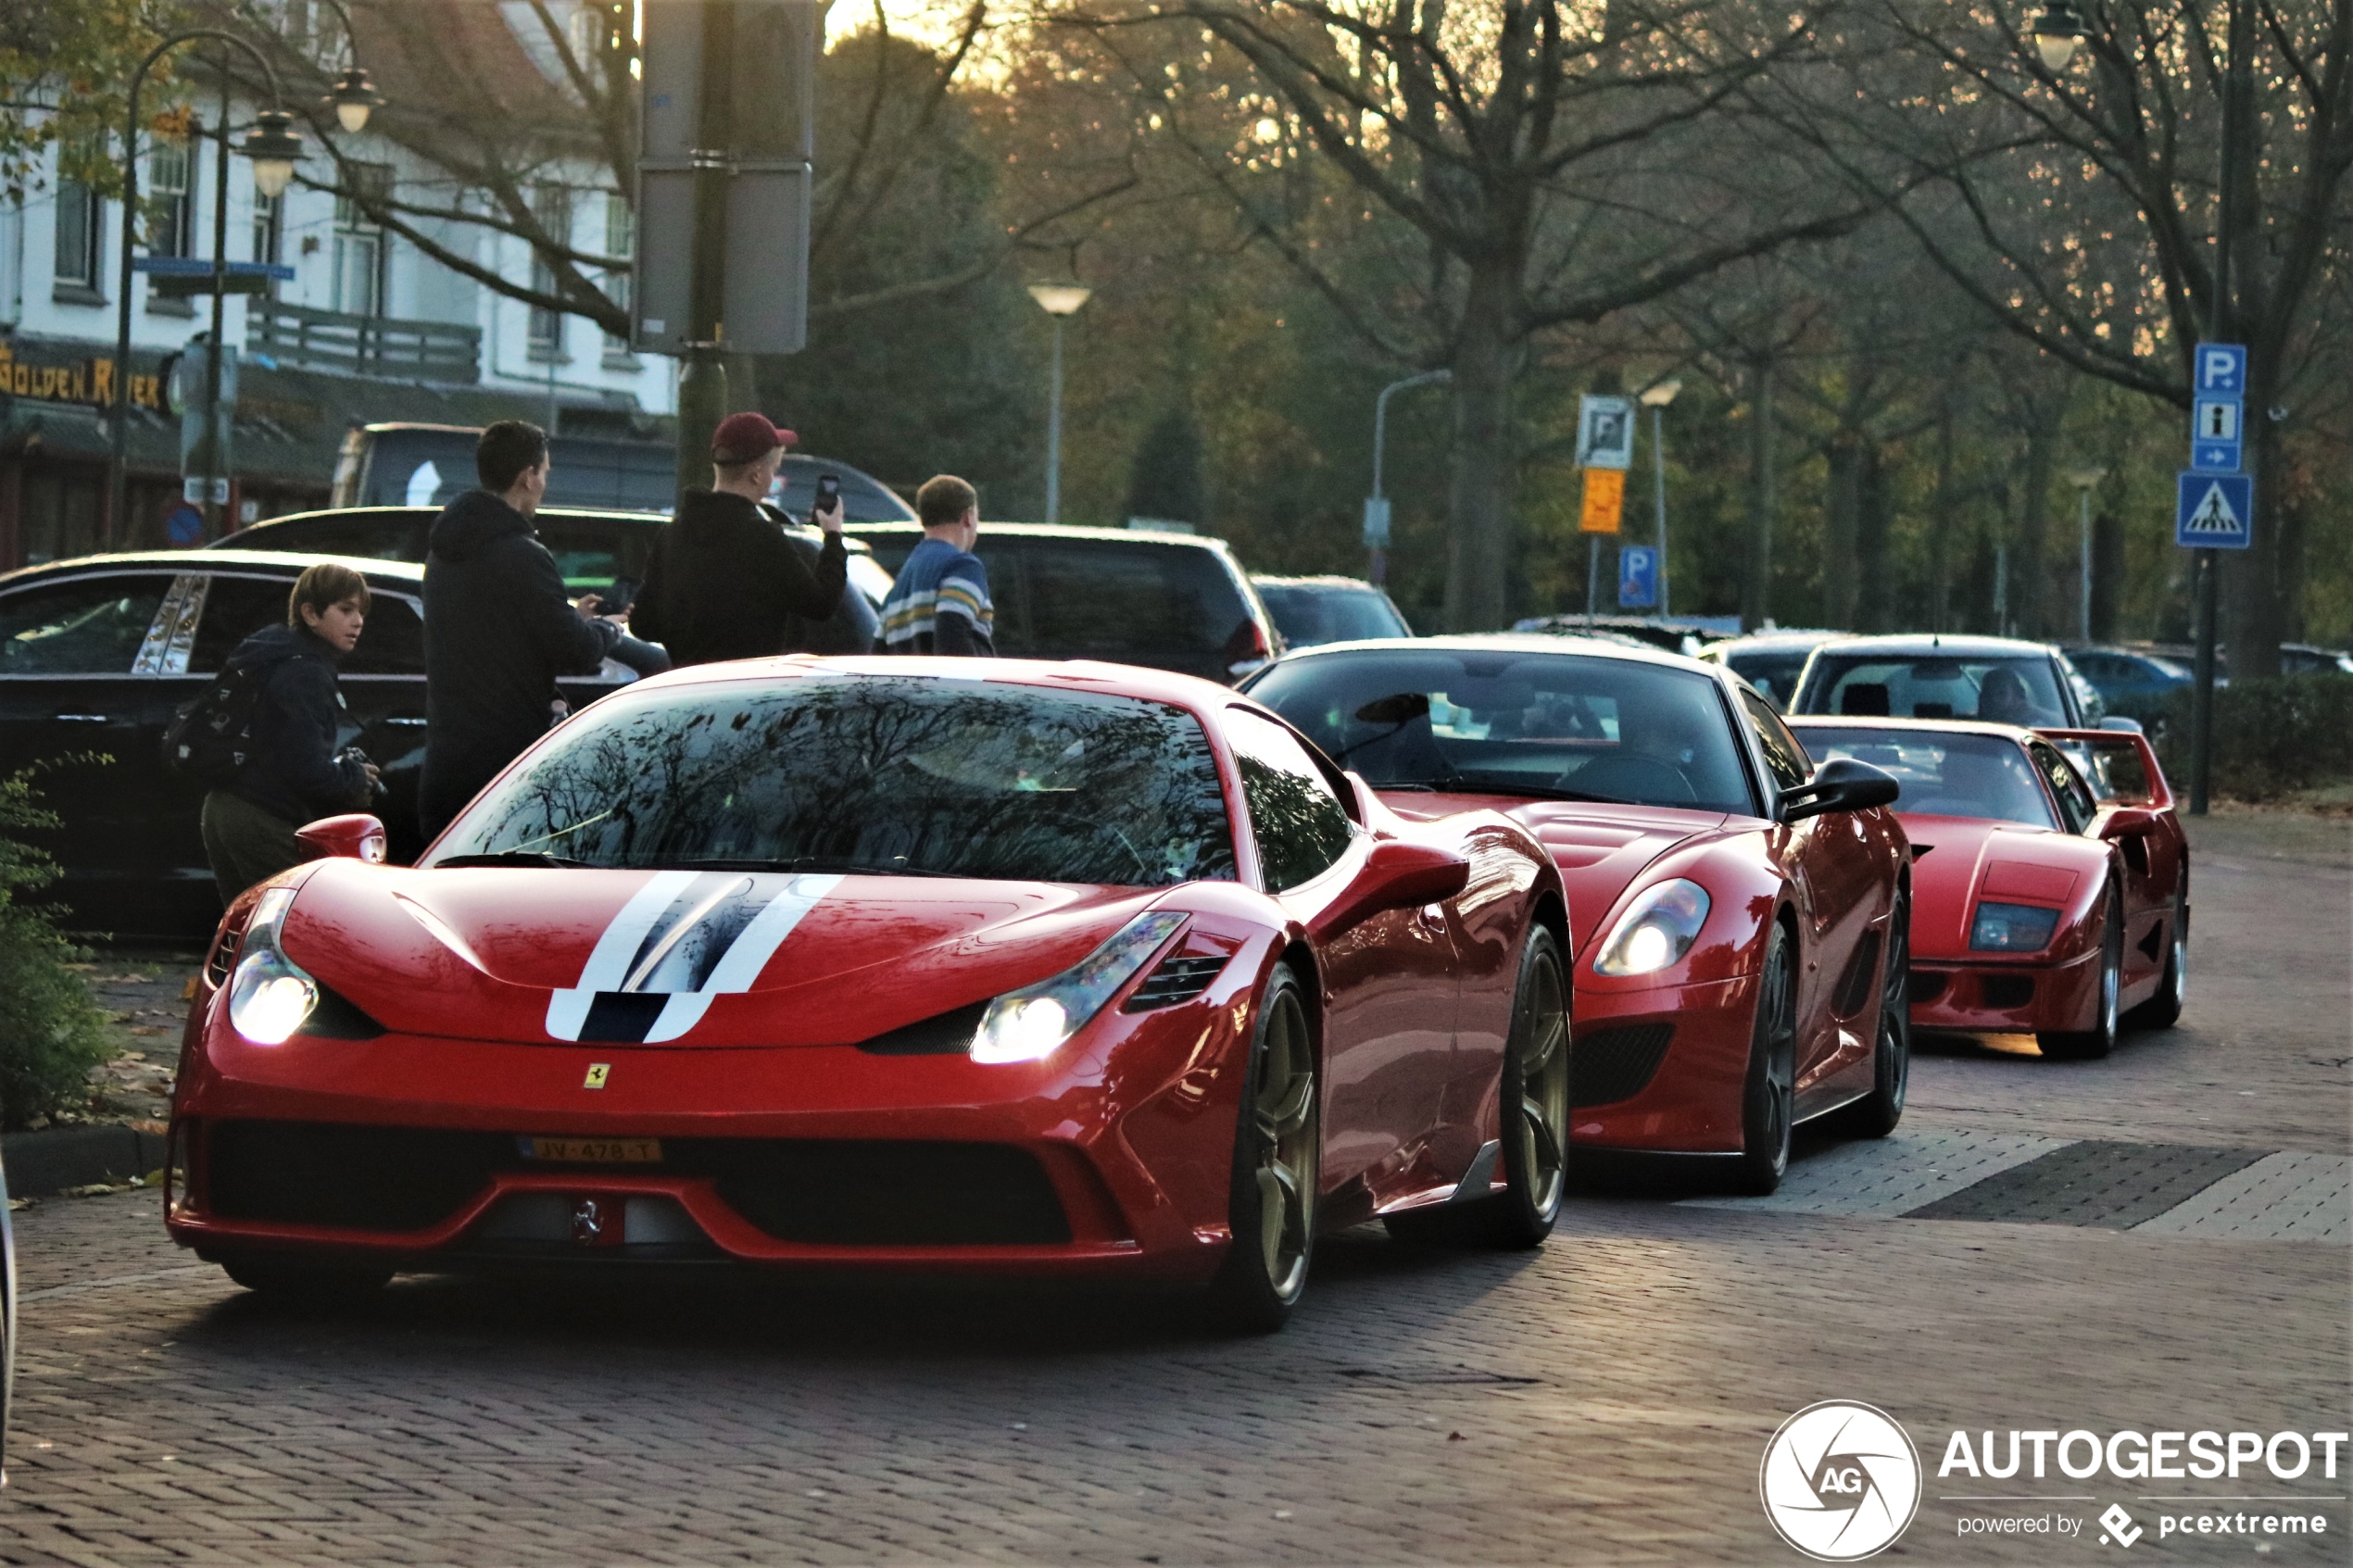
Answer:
2175, 471, 2252, 550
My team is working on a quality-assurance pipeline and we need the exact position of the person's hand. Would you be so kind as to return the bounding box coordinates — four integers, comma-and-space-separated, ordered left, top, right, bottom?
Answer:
363, 762, 383, 787
573, 593, 605, 620
813, 495, 844, 534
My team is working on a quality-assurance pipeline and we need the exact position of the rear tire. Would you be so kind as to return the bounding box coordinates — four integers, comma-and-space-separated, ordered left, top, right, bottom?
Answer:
2040, 887, 2122, 1060
1383, 927, 1568, 1249
1203, 962, 1318, 1335
1832, 889, 1910, 1138
2125, 883, 2187, 1031
218, 1252, 393, 1306
1733, 922, 1797, 1195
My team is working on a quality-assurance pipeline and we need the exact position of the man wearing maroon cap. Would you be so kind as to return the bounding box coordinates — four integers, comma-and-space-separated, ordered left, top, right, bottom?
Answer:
628, 412, 849, 666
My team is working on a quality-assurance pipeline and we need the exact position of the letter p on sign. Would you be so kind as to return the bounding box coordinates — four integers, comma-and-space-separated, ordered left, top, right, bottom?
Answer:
2196, 343, 2246, 396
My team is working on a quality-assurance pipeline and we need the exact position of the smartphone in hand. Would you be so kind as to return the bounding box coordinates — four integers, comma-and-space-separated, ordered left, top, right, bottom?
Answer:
814, 474, 842, 521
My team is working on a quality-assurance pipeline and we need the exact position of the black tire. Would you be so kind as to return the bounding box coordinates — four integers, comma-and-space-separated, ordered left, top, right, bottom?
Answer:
1384, 927, 1569, 1249
1832, 889, 1910, 1138
2040, 887, 2122, 1060
219, 1252, 393, 1306
1733, 921, 1798, 1195
2125, 881, 2188, 1031
1203, 962, 1319, 1335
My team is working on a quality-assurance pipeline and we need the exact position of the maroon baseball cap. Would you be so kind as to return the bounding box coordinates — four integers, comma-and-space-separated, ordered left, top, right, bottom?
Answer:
711, 411, 798, 464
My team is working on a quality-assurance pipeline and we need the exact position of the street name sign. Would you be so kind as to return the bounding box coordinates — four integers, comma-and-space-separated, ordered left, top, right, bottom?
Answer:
2176, 471, 2251, 550
1618, 545, 1658, 608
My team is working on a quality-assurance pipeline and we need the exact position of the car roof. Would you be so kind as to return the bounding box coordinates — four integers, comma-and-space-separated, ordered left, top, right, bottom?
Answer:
1252, 574, 1383, 591
1268, 631, 1723, 677
1700, 630, 1843, 653
1787, 714, 2037, 744
610, 653, 1251, 715
845, 520, 1242, 556
1806, 633, 2061, 659
225, 506, 878, 556
2, 549, 427, 587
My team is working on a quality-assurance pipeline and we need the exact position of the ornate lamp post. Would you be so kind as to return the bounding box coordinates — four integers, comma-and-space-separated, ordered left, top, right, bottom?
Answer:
1028, 283, 1091, 524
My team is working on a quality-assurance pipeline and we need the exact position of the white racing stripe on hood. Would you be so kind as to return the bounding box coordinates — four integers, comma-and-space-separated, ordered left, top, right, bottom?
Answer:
545, 872, 845, 1043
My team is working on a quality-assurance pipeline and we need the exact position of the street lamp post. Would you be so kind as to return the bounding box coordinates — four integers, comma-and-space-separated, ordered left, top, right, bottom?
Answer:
1366, 369, 1450, 584
107, 31, 299, 547
1028, 283, 1090, 524
2068, 465, 2105, 644
1639, 379, 1681, 619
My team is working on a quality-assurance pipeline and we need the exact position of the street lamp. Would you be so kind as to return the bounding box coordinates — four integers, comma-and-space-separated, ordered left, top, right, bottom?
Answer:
1639, 378, 1681, 619
1028, 283, 1091, 524
311, 0, 384, 132
1365, 369, 1450, 585
107, 31, 300, 547
2068, 464, 2106, 644
2031, 2, 2087, 71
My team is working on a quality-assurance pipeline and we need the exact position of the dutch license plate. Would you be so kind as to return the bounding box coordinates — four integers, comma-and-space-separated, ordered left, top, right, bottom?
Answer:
520, 1135, 662, 1164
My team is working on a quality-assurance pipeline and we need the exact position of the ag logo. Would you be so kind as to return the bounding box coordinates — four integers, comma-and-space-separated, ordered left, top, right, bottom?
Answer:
1759, 1400, 1922, 1561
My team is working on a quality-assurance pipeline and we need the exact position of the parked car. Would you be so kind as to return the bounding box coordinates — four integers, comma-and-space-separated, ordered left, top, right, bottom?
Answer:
2277, 643, 2353, 677
0, 551, 642, 938
1791, 719, 2186, 1058
167, 658, 1567, 1330
330, 422, 916, 524
1695, 631, 1844, 710
1252, 575, 1413, 647
1789, 634, 2110, 729
1244, 634, 1910, 1194
845, 522, 1279, 684
216, 507, 894, 655
2062, 646, 2195, 708
1510, 614, 1718, 657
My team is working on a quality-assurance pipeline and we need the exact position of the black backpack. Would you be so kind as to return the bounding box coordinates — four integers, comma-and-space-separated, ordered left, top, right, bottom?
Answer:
162, 656, 282, 787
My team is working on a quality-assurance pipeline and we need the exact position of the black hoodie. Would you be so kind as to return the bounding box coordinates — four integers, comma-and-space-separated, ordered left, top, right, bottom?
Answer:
420, 488, 619, 836
628, 488, 849, 666
222, 622, 372, 826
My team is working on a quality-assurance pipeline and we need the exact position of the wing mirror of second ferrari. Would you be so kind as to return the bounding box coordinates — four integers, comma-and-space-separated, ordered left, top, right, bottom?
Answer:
1311, 838, 1472, 940
1778, 757, 1902, 823
296, 813, 391, 863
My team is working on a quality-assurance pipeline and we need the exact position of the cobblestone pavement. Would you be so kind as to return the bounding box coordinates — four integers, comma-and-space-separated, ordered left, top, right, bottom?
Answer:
1, 816, 2345, 1566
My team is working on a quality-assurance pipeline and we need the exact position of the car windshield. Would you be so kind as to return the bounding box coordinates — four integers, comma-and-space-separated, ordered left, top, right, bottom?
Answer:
1724, 648, 1813, 709
432, 675, 1238, 886
1257, 584, 1410, 647
1248, 649, 1755, 813
1796, 727, 2056, 828
1803, 653, 2067, 724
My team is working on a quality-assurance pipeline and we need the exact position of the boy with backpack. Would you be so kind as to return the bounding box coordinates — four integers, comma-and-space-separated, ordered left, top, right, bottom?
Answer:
189, 562, 382, 901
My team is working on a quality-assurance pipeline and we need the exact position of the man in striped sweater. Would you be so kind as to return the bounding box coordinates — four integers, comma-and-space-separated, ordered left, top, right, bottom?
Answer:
878, 474, 996, 657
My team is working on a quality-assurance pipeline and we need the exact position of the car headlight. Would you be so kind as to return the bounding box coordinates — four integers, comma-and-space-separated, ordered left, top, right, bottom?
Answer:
1593, 880, 1711, 976
971, 911, 1188, 1064
225, 885, 319, 1045
1970, 901, 2060, 953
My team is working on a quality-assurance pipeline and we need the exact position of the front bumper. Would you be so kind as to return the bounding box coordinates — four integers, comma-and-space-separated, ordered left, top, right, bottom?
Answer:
167, 975, 1263, 1282
1906, 943, 2103, 1035
1567, 972, 1760, 1155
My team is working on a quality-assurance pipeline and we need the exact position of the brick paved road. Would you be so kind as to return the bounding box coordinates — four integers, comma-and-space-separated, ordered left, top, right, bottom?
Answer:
2, 814, 2345, 1566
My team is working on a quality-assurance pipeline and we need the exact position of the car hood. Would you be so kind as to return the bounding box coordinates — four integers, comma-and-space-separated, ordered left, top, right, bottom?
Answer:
274, 861, 1164, 1047
1380, 793, 1728, 954
1899, 813, 2097, 959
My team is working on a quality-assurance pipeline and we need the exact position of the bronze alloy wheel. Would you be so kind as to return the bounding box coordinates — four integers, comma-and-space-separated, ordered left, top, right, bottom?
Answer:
2041, 887, 2122, 1060
1207, 962, 1319, 1333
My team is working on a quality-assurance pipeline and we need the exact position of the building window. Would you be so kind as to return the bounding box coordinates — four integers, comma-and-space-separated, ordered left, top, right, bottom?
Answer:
602, 193, 633, 358
528, 184, 573, 359
52, 153, 106, 295
252, 189, 283, 268
149, 139, 195, 258
333, 161, 392, 317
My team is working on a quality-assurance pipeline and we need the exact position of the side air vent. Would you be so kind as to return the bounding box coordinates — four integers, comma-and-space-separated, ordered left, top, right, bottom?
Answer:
1571, 1023, 1674, 1108
1981, 973, 2035, 1010
1907, 970, 1952, 1004
204, 926, 242, 989
1833, 932, 1883, 1019
1123, 952, 1230, 1011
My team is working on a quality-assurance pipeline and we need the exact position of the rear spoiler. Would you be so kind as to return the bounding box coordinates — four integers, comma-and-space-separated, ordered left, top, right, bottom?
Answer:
2033, 728, 2174, 812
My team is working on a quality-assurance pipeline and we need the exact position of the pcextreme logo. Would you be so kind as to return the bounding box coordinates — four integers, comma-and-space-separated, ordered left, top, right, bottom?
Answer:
1760, 1401, 1924, 1562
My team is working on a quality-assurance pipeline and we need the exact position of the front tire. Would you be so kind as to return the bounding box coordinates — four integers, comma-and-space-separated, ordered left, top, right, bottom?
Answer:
1733, 922, 1798, 1195
2040, 887, 2122, 1060
1204, 962, 1319, 1335
1833, 889, 1910, 1138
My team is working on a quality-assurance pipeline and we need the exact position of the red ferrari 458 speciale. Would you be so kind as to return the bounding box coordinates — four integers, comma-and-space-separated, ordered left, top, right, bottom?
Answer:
1788, 719, 2187, 1058
1246, 636, 1910, 1194
167, 659, 1567, 1330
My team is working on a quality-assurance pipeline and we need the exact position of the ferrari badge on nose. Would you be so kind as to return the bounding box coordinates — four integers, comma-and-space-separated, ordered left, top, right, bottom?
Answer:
583, 1063, 610, 1089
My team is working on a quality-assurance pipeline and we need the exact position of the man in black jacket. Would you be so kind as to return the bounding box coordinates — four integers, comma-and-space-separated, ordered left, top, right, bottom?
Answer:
419, 420, 620, 839
628, 412, 848, 666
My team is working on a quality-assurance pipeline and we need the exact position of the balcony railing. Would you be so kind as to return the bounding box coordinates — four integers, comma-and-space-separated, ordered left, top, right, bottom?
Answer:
246, 300, 481, 383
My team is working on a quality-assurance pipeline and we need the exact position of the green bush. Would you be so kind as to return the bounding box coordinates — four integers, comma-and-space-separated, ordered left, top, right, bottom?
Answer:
2114, 672, 2353, 800
0, 765, 114, 1128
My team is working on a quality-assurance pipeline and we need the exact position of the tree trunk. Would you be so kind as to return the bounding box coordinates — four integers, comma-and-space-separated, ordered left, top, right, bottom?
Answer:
2092, 508, 2125, 642
2225, 382, 2285, 677
1823, 433, 1862, 630
1441, 267, 1519, 632
1930, 404, 1956, 633
1739, 358, 1777, 633
1855, 445, 1892, 631
2013, 422, 2055, 639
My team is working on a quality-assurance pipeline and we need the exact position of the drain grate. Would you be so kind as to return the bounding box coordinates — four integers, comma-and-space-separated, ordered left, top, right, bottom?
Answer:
1903, 1140, 2271, 1229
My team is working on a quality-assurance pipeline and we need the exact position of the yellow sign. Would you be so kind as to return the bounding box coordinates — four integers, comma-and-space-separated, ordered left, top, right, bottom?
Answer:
1579, 467, 1625, 533
0, 343, 163, 411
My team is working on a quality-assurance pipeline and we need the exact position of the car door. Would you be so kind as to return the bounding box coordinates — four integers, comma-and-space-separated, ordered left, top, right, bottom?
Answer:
2028, 736, 2159, 987
0, 570, 181, 932
1740, 688, 1880, 1100
1226, 709, 1461, 1213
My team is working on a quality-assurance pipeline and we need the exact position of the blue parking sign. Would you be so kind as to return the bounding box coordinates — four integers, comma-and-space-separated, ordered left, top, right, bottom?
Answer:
2176, 472, 2252, 550
1617, 545, 1658, 608
2194, 342, 2246, 396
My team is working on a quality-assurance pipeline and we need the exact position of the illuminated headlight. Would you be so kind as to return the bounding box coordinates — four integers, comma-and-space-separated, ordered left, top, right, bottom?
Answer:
1970, 901, 2060, 953
1593, 880, 1711, 976
225, 886, 318, 1045
971, 911, 1188, 1064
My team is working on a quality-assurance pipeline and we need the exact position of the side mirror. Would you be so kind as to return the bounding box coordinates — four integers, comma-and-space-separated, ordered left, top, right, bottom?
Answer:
1309, 837, 1470, 940
1780, 757, 1900, 822
2098, 805, 2162, 839
298, 813, 389, 863
2097, 715, 2145, 734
